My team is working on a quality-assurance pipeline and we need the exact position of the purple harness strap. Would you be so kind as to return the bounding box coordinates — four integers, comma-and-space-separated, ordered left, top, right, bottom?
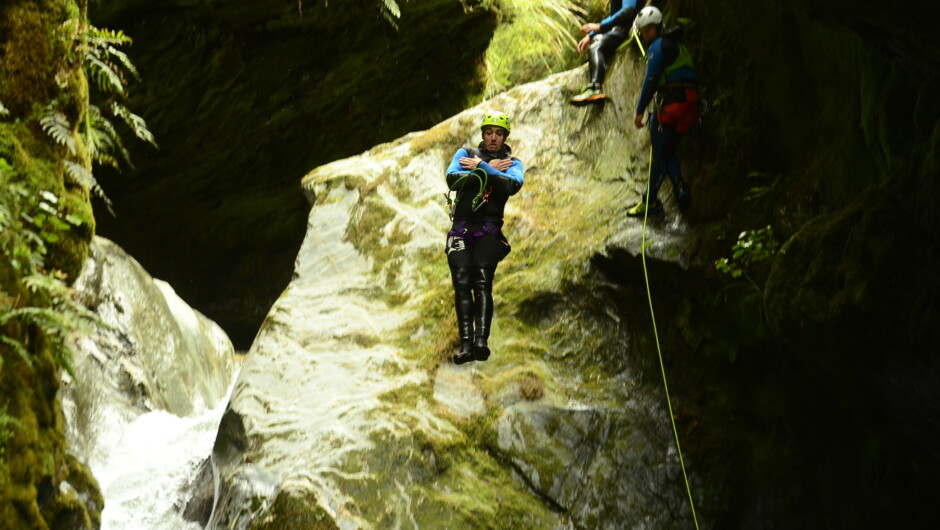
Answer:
448, 220, 503, 247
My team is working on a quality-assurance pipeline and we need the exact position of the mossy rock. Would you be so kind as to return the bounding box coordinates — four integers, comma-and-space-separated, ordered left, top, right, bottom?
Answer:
249, 488, 339, 530
1, 0, 103, 526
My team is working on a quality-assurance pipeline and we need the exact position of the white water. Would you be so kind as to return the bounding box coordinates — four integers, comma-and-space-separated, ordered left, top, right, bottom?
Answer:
64, 237, 240, 529
91, 374, 237, 530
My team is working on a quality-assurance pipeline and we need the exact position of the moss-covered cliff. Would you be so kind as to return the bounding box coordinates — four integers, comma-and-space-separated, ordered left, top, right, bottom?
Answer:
1, 0, 103, 527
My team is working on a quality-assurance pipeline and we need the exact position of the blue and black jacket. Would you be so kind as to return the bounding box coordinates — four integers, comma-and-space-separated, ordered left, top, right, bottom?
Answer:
598, 0, 639, 34
446, 144, 524, 223
636, 28, 697, 115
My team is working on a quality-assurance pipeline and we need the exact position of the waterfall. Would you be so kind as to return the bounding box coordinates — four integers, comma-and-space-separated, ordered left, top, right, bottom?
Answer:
89, 377, 236, 529
62, 237, 238, 528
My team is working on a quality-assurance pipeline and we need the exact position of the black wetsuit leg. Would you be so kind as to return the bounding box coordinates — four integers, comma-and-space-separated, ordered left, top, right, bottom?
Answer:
468, 234, 509, 359
447, 231, 509, 363
588, 26, 632, 87
448, 264, 474, 342
447, 238, 476, 363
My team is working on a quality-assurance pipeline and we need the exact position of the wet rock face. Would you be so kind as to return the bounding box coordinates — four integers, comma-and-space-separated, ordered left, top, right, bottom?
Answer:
88, 0, 497, 349
495, 402, 687, 527
210, 40, 702, 526
69, 237, 236, 418
64, 236, 236, 468
62, 236, 237, 528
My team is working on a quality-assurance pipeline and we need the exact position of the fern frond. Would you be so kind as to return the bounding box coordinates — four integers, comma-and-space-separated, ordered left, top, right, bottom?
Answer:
0, 336, 33, 367
65, 161, 114, 215
40, 107, 77, 155
85, 52, 125, 96
379, 0, 401, 28
22, 272, 67, 296
64, 160, 95, 189
84, 105, 129, 167
381, 0, 401, 18
105, 45, 139, 80
0, 306, 65, 326
86, 26, 133, 47
111, 103, 157, 147
51, 340, 75, 376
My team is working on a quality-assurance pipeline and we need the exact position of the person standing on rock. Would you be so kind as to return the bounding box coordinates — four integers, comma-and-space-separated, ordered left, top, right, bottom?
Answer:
627, 5, 698, 217
570, 0, 639, 105
444, 111, 524, 365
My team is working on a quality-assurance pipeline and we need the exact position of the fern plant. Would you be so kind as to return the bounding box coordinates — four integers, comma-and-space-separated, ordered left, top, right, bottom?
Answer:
36, 23, 157, 214
82, 25, 157, 158
379, 0, 402, 28
40, 106, 78, 156
42, 24, 157, 174
0, 172, 98, 376
715, 225, 779, 285
715, 225, 779, 329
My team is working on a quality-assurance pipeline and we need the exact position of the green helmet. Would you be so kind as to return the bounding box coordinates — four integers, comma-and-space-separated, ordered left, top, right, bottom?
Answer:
480, 111, 511, 136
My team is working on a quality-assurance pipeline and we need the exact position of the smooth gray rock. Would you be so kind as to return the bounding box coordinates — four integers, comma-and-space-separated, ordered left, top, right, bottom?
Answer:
62, 236, 236, 510
211, 53, 699, 528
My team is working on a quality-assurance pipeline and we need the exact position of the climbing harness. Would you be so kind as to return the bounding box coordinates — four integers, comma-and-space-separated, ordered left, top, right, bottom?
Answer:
639, 145, 700, 530
654, 84, 699, 135
445, 167, 490, 220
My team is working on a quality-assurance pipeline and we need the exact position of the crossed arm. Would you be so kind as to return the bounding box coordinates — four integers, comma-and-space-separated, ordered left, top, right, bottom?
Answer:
446, 149, 524, 194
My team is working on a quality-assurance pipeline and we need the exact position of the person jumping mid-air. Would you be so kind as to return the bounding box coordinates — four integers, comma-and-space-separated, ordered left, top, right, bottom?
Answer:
444, 111, 524, 365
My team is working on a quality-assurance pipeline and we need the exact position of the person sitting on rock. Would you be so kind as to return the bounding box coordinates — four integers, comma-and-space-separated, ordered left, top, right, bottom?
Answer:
570, 0, 639, 105
627, 5, 699, 217
444, 111, 524, 365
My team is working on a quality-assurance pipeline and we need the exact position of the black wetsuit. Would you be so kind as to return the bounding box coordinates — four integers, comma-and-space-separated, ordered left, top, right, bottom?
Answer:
587, 1, 638, 87
444, 143, 524, 358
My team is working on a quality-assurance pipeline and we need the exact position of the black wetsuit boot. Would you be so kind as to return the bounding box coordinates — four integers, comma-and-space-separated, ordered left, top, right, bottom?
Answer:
452, 267, 475, 365
471, 267, 495, 361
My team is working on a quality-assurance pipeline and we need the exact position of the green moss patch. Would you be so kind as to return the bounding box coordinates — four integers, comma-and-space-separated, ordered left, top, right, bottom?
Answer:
249, 487, 338, 530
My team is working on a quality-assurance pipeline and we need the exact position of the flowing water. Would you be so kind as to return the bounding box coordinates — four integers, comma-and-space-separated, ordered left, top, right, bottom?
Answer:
93, 375, 236, 530
64, 237, 239, 529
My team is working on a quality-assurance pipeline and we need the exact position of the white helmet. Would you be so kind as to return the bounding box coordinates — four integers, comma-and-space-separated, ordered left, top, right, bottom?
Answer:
635, 6, 663, 30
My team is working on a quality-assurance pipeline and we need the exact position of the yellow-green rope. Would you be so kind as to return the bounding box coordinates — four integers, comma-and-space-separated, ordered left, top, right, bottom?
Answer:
639, 144, 700, 529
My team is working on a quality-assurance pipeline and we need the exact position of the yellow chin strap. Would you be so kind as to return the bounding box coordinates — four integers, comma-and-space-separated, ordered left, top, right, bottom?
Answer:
631, 25, 647, 57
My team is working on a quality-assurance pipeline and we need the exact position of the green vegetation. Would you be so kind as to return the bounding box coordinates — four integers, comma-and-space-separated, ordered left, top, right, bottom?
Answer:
0, 0, 152, 525
715, 225, 778, 285
82, 25, 157, 163
0, 177, 98, 375
0, 404, 21, 476
481, 0, 606, 97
